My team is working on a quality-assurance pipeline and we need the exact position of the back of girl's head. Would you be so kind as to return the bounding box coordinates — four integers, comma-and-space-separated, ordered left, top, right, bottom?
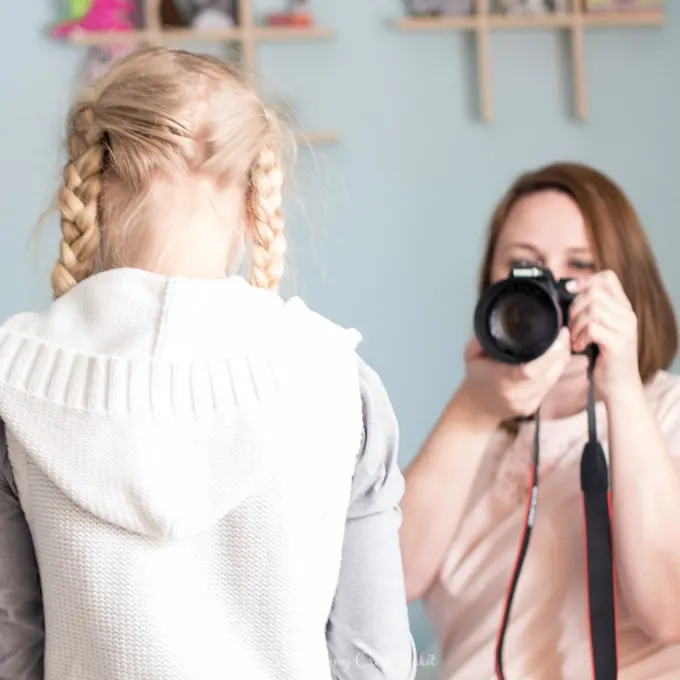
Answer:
478, 161, 677, 381
52, 47, 289, 298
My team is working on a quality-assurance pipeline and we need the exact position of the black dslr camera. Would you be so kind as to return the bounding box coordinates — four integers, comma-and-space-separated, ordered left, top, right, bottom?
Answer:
473, 266, 578, 365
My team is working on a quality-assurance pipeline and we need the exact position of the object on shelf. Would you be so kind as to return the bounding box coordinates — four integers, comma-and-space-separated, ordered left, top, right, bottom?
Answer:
405, 0, 439, 15
48, 0, 139, 84
70, 0, 93, 17
188, 0, 236, 30
494, 0, 567, 13
405, 0, 474, 15
441, 0, 474, 13
160, 0, 187, 26
265, 0, 314, 26
50, 0, 137, 37
291, 0, 313, 21
266, 12, 312, 26
584, 0, 663, 11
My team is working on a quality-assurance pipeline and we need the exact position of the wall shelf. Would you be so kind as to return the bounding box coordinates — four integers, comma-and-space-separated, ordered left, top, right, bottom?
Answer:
252, 26, 335, 41
63, 0, 338, 144
68, 26, 335, 46
395, 1, 665, 121
69, 28, 243, 45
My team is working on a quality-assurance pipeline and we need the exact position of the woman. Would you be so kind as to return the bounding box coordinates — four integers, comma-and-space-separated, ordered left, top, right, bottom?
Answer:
401, 162, 680, 679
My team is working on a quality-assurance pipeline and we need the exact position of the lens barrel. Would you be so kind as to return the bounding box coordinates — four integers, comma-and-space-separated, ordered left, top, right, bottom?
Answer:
474, 277, 562, 364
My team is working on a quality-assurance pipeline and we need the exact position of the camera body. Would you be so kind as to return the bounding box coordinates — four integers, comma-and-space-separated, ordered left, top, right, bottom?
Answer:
473, 266, 577, 365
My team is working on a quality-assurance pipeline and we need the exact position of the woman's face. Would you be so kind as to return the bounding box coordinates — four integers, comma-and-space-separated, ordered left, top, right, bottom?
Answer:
489, 189, 598, 380
490, 189, 597, 285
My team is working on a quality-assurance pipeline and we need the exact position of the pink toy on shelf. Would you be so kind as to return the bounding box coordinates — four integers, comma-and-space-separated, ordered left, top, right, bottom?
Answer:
50, 0, 136, 38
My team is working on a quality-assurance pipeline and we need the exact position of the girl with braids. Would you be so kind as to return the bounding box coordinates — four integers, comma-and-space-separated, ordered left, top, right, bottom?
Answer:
0, 47, 416, 680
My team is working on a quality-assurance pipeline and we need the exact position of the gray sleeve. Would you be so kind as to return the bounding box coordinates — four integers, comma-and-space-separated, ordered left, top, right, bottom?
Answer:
326, 358, 417, 680
0, 424, 44, 680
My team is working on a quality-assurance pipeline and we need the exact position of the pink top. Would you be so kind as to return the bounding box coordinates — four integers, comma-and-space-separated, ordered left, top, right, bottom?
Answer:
423, 370, 680, 680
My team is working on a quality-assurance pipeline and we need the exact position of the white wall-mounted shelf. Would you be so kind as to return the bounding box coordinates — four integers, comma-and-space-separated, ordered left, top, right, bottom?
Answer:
395, 1, 665, 121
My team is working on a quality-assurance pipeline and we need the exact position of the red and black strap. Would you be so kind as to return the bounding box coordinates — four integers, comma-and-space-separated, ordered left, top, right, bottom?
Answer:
495, 352, 618, 680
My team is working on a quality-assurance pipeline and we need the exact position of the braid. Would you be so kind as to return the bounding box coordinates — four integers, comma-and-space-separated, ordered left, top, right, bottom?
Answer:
249, 146, 286, 292
52, 107, 105, 299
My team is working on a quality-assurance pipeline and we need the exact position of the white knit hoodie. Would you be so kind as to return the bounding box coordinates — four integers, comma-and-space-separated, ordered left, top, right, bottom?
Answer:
0, 268, 365, 680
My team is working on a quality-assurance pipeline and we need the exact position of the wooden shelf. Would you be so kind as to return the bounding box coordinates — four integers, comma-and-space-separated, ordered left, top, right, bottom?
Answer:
68, 29, 159, 46
395, 13, 574, 30
488, 14, 573, 29
395, 5, 665, 122
68, 26, 335, 47
252, 26, 335, 42
395, 11, 664, 31
62, 0, 338, 144
395, 16, 478, 31
156, 27, 242, 42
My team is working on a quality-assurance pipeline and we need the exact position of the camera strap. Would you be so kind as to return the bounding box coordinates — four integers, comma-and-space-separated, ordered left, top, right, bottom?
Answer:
580, 355, 618, 679
495, 353, 618, 680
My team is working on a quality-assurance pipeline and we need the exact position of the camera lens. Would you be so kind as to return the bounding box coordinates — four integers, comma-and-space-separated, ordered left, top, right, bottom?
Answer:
488, 291, 556, 355
474, 277, 561, 364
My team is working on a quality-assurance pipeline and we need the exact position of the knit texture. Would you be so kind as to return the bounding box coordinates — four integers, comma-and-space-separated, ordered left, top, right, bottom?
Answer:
0, 268, 364, 680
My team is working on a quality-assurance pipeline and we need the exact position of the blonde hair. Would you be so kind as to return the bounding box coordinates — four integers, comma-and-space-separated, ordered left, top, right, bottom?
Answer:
52, 47, 289, 299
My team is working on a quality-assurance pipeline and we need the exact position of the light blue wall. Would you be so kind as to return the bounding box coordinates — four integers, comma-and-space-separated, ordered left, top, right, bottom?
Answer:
2, 0, 679, 655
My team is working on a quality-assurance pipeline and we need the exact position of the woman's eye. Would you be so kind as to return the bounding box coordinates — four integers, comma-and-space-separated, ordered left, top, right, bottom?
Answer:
570, 260, 596, 272
509, 258, 539, 269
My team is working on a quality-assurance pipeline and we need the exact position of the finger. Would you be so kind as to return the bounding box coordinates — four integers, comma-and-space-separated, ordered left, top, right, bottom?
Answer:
573, 320, 617, 354
570, 294, 624, 340
569, 282, 627, 324
568, 289, 591, 325
582, 270, 631, 308
599, 270, 630, 305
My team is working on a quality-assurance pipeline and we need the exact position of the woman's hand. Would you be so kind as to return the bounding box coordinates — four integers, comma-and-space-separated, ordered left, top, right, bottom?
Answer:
458, 327, 572, 422
568, 270, 642, 400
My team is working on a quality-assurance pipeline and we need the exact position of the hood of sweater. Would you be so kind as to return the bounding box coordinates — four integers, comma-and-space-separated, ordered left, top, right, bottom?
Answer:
0, 268, 362, 540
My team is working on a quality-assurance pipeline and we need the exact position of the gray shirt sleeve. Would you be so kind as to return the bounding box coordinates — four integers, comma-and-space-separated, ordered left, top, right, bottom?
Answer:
0, 424, 44, 680
326, 358, 417, 680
